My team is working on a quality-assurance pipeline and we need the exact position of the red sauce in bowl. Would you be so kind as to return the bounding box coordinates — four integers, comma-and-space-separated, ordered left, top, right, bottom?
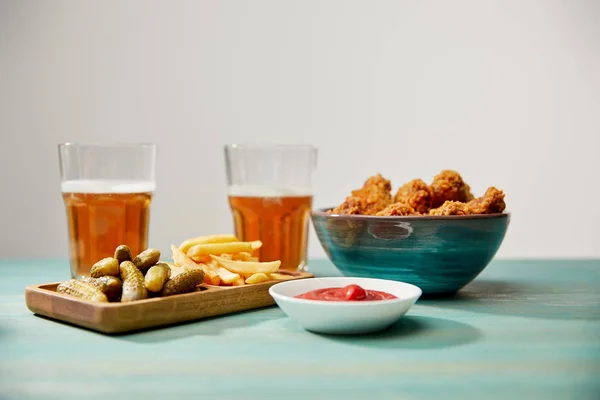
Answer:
294, 284, 397, 302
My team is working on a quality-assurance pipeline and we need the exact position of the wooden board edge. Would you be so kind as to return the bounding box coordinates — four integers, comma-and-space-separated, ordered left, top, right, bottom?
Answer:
25, 285, 108, 332
24, 271, 314, 334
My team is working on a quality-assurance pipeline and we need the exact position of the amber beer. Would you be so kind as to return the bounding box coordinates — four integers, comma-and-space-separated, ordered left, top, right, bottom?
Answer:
62, 180, 154, 277
228, 187, 312, 271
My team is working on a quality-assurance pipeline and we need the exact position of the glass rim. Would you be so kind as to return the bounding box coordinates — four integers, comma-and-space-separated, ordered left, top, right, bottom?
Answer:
225, 143, 316, 151
58, 142, 157, 149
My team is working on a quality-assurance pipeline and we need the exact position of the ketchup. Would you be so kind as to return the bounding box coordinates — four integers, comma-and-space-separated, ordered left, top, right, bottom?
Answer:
294, 284, 397, 302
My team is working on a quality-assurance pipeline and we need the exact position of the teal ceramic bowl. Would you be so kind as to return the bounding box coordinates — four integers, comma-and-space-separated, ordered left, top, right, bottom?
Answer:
311, 208, 510, 295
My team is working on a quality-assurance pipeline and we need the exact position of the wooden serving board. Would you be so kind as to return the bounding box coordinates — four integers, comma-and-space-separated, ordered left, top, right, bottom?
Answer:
25, 271, 313, 334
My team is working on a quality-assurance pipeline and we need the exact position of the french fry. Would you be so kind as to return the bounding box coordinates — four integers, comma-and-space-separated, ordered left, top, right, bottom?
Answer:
179, 234, 239, 253
187, 241, 262, 260
231, 252, 253, 261
231, 277, 245, 286
198, 263, 224, 286
245, 273, 270, 284
170, 245, 200, 271
194, 255, 212, 263
268, 272, 297, 281
216, 253, 257, 262
170, 245, 220, 285
218, 267, 241, 284
164, 261, 185, 278
206, 261, 241, 284
210, 255, 281, 276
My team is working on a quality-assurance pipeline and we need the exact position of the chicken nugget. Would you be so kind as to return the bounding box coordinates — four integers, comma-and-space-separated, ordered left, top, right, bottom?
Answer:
467, 186, 506, 214
430, 170, 474, 208
429, 201, 471, 216
393, 179, 433, 214
376, 203, 418, 216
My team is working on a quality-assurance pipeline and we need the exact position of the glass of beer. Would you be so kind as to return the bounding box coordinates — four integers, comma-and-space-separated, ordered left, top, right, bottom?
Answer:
58, 143, 157, 278
225, 144, 317, 272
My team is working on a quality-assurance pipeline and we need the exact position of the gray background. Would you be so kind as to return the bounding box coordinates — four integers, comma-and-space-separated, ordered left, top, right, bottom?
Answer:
1, 0, 598, 260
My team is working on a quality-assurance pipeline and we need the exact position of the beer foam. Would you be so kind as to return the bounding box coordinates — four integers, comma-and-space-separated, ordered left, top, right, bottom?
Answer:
61, 180, 156, 194
228, 184, 312, 197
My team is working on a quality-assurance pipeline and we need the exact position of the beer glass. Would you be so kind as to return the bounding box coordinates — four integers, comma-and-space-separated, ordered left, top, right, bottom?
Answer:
58, 143, 157, 278
224, 144, 317, 272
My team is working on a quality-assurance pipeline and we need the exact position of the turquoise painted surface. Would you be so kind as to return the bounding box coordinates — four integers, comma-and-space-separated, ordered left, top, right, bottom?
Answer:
312, 211, 510, 294
0, 259, 599, 400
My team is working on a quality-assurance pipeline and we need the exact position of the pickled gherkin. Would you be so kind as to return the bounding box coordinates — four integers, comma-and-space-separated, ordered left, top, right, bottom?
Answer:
132, 248, 161, 273
144, 263, 171, 293
57, 279, 108, 302
78, 276, 122, 302
90, 257, 120, 278
120, 261, 148, 302
114, 245, 132, 264
160, 269, 204, 297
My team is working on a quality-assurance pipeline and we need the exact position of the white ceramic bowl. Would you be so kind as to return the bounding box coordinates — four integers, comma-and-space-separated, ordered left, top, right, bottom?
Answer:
269, 277, 422, 335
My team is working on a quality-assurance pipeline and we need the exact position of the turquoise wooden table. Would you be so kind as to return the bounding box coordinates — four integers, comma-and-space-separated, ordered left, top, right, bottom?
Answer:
0, 259, 599, 400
